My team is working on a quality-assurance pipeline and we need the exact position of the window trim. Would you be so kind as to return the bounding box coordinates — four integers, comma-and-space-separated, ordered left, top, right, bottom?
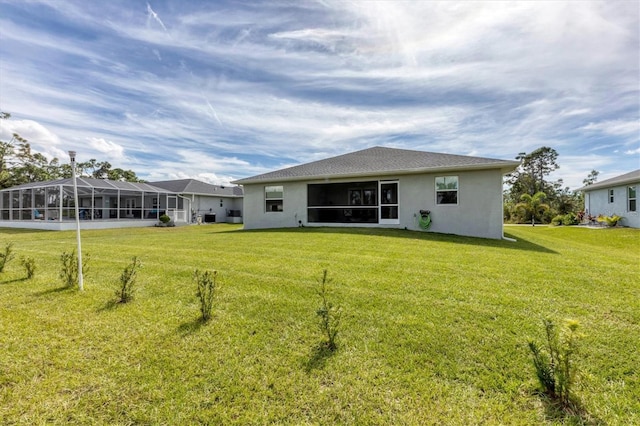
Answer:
435, 176, 459, 206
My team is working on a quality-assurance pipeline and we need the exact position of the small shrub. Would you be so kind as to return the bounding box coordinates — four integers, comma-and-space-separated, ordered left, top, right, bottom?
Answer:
562, 213, 579, 226
60, 250, 90, 288
315, 269, 342, 351
115, 256, 142, 303
551, 215, 564, 226
597, 214, 622, 227
159, 214, 171, 223
194, 269, 218, 322
21, 256, 36, 279
0, 242, 15, 272
528, 318, 582, 407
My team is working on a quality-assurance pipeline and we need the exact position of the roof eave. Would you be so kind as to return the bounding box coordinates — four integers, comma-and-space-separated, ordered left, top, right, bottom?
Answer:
578, 177, 640, 192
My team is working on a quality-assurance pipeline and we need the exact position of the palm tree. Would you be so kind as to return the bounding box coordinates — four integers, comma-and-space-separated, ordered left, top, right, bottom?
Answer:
516, 192, 550, 226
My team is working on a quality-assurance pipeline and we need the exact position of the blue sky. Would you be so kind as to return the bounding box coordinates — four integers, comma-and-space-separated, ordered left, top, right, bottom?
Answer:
0, 0, 638, 189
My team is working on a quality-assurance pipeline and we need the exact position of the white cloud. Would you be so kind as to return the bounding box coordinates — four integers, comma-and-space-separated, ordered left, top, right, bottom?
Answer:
146, 2, 169, 33
624, 147, 640, 155
0, 119, 60, 146
87, 137, 125, 160
582, 120, 640, 136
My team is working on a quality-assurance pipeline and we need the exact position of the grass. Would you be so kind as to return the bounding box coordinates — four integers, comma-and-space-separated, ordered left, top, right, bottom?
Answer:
0, 224, 638, 425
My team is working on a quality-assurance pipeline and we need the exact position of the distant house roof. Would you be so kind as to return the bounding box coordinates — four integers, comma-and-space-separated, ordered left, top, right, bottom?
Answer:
149, 179, 243, 197
232, 146, 520, 185
0, 177, 169, 193
577, 169, 640, 192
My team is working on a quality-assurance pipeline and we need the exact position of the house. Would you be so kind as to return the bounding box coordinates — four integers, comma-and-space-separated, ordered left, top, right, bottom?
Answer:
232, 146, 520, 239
149, 179, 243, 224
0, 177, 243, 231
578, 169, 639, 228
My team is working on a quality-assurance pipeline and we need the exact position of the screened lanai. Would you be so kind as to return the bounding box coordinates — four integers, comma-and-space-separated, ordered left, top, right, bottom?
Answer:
0, 178, 188, 230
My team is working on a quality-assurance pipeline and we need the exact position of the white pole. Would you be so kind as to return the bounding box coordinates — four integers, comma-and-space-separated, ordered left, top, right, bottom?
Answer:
69, 151, 84, 291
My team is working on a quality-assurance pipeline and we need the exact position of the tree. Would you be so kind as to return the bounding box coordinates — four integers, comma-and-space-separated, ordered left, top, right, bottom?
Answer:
553, 185, 580, 215
505, 147, 564, 223
515, 192, 550, 226
582, 170, 599, 186
1, 111, 143, 187
506, 147, 560, 201
58, 159, 142, 182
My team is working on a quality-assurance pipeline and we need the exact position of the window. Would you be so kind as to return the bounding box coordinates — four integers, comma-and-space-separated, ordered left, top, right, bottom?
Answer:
265, 185, 283, 212
436, 176, 458, 205
629, 186, 637, 212
609, 189, 614, 203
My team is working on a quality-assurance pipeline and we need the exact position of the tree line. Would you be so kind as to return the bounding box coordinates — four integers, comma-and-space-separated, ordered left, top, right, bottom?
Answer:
0, 112, 141, 189
2, 112, 596, 224
504, 146, 598, 224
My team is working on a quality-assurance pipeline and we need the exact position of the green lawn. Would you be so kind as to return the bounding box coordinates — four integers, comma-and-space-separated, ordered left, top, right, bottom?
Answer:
1, 224, 638, 425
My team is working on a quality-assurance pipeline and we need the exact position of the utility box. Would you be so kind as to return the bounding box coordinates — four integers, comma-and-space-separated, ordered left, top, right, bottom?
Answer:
204, 213, 216, 223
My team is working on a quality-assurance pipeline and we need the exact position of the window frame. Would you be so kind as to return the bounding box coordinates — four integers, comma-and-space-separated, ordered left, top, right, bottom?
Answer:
435, 176, 459, 205
379, 180, 399, 225
628, 185, 637, 212
265, 185, 284, 213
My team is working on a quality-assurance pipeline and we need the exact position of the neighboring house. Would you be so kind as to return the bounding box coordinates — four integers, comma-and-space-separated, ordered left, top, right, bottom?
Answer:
0, 177, 243, 231
232, 146, 519, 240
149, 179, 243, 223
578, 169, 640, 228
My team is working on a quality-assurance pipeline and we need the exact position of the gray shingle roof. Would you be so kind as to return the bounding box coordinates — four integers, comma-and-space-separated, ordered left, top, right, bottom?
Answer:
233, 146, 520, 184
149, 179, 243, 197
577, 169, 640, 192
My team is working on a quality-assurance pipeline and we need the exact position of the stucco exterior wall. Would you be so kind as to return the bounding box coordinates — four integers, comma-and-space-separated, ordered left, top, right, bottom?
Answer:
400, 169, 505, 239
241, 168, 506, 239
584, 184, 639, 228
189, 195, 243, 223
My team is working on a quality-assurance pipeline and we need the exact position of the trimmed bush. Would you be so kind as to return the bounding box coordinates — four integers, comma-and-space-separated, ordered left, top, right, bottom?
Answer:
551, 215, 564, 226
562, 213, 579, 226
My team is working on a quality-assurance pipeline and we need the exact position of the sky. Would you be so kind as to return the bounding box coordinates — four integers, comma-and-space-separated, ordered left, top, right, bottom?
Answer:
0, 0, 638, 189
